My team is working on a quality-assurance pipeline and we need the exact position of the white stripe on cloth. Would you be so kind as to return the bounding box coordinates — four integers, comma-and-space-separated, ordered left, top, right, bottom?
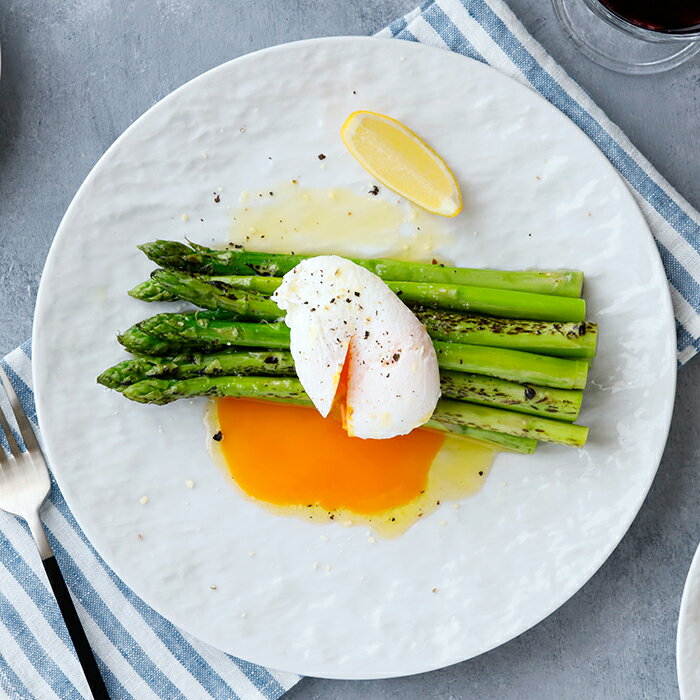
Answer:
0, 618, 65, 700
432, 1, 524, 74
670, 284, 700, 342
71, 600, 163, 700
183, 634, 299, 699
679, 345, 696, 365
0, 559, 88, 697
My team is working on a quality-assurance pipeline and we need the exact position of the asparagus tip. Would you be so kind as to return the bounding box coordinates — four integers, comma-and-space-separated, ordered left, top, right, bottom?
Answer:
96, 372, 113, 388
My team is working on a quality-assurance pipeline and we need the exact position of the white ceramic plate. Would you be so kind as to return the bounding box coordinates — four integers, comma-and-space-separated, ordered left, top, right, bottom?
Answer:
33, 37, 676, 679
678, 544, 700, 698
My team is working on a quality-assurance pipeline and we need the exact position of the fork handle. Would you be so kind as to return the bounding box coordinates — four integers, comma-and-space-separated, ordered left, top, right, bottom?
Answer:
42, 553, 110, 699
27, 512, 52, 560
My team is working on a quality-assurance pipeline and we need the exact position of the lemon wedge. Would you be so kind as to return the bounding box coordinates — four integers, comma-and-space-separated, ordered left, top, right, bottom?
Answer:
340, 111, 463, 217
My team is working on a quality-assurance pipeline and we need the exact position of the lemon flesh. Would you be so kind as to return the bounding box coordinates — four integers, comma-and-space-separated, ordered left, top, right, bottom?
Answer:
341, 111, 463, 217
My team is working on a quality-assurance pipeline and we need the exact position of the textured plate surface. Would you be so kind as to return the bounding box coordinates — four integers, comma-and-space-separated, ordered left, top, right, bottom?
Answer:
678, 544, 700, 699
33, 37, 676, 679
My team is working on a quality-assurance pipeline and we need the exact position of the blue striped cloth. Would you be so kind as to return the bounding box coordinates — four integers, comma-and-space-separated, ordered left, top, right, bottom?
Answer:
2, 1, 700, 697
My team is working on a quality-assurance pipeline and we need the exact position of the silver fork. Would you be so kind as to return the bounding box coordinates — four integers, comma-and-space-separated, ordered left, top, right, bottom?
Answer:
0, 366, 109, 699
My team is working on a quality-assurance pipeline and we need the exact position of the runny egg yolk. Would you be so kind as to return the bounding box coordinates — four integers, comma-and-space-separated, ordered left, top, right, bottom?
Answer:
213, 356, 497, 536
216, 397, 445, 514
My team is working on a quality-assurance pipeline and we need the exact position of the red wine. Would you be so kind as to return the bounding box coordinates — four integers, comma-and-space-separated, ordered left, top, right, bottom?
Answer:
598, 0, 700, 34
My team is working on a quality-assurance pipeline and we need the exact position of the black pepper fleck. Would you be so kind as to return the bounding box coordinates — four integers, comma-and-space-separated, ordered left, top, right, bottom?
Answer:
212, 431, 223, 442
318, 153, 326, 160
369, 185, 379, 196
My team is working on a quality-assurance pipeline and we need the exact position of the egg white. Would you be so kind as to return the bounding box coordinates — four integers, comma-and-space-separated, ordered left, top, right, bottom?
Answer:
272, 256, 441, 439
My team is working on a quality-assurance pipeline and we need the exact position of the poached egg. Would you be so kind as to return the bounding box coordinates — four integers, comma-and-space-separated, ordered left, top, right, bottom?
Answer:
272, 255, 441, 439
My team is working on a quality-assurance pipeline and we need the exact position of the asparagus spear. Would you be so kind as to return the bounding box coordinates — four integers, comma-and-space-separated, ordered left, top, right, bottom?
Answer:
98, 349, 579, 420
201, 273, 589, 327
208, 275, 280, 293
121, 312, 588, 389
138, 240, 244, 275
434, 343, 588, 389
116, 327, 188, 356
115, 373, 535, 452
129, 274, 279, 304
134, 313, 291, 350
414, 309, 597, 359
128, 279, 179, 302
433, 399, 588, 448
150, 269, 283, 321
424, 421, 536, 454
120, 375, 586, 447
97, 350, 297, 389
439, 371, 581, 421
132, 270, 584, 322
387, 280, 585, 322
138, 240, 584, 298
117, 310, 238, 355
130, 277, 597, 360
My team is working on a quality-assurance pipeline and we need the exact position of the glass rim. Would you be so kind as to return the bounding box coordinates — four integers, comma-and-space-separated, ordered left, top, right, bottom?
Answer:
583, 0, 700, 41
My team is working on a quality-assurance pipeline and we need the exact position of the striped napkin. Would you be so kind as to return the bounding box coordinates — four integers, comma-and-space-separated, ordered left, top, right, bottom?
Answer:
2, 0, 699, 698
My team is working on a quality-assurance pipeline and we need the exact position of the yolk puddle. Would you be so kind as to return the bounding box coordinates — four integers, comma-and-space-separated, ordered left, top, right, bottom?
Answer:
217, 398, 441, 513
212, 397, 497, 538
228, 181, 455, 262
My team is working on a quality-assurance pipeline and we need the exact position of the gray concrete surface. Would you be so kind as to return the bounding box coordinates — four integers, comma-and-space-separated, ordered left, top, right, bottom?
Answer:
1, 1, 698, 698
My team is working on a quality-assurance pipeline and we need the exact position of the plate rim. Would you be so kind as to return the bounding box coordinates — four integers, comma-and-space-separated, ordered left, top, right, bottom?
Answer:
677, 542, 700, 699
32, 35, 678, 679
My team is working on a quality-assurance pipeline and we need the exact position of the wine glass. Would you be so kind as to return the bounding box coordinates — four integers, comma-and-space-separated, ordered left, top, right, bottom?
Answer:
552, 0, 700, 74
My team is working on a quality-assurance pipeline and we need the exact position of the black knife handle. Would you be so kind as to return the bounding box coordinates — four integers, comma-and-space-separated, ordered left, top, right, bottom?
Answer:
43, 556, 109, 699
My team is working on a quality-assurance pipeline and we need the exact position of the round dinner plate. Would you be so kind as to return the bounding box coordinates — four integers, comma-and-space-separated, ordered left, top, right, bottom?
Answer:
678, 544, 700, 698
33, 37, 676, 679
